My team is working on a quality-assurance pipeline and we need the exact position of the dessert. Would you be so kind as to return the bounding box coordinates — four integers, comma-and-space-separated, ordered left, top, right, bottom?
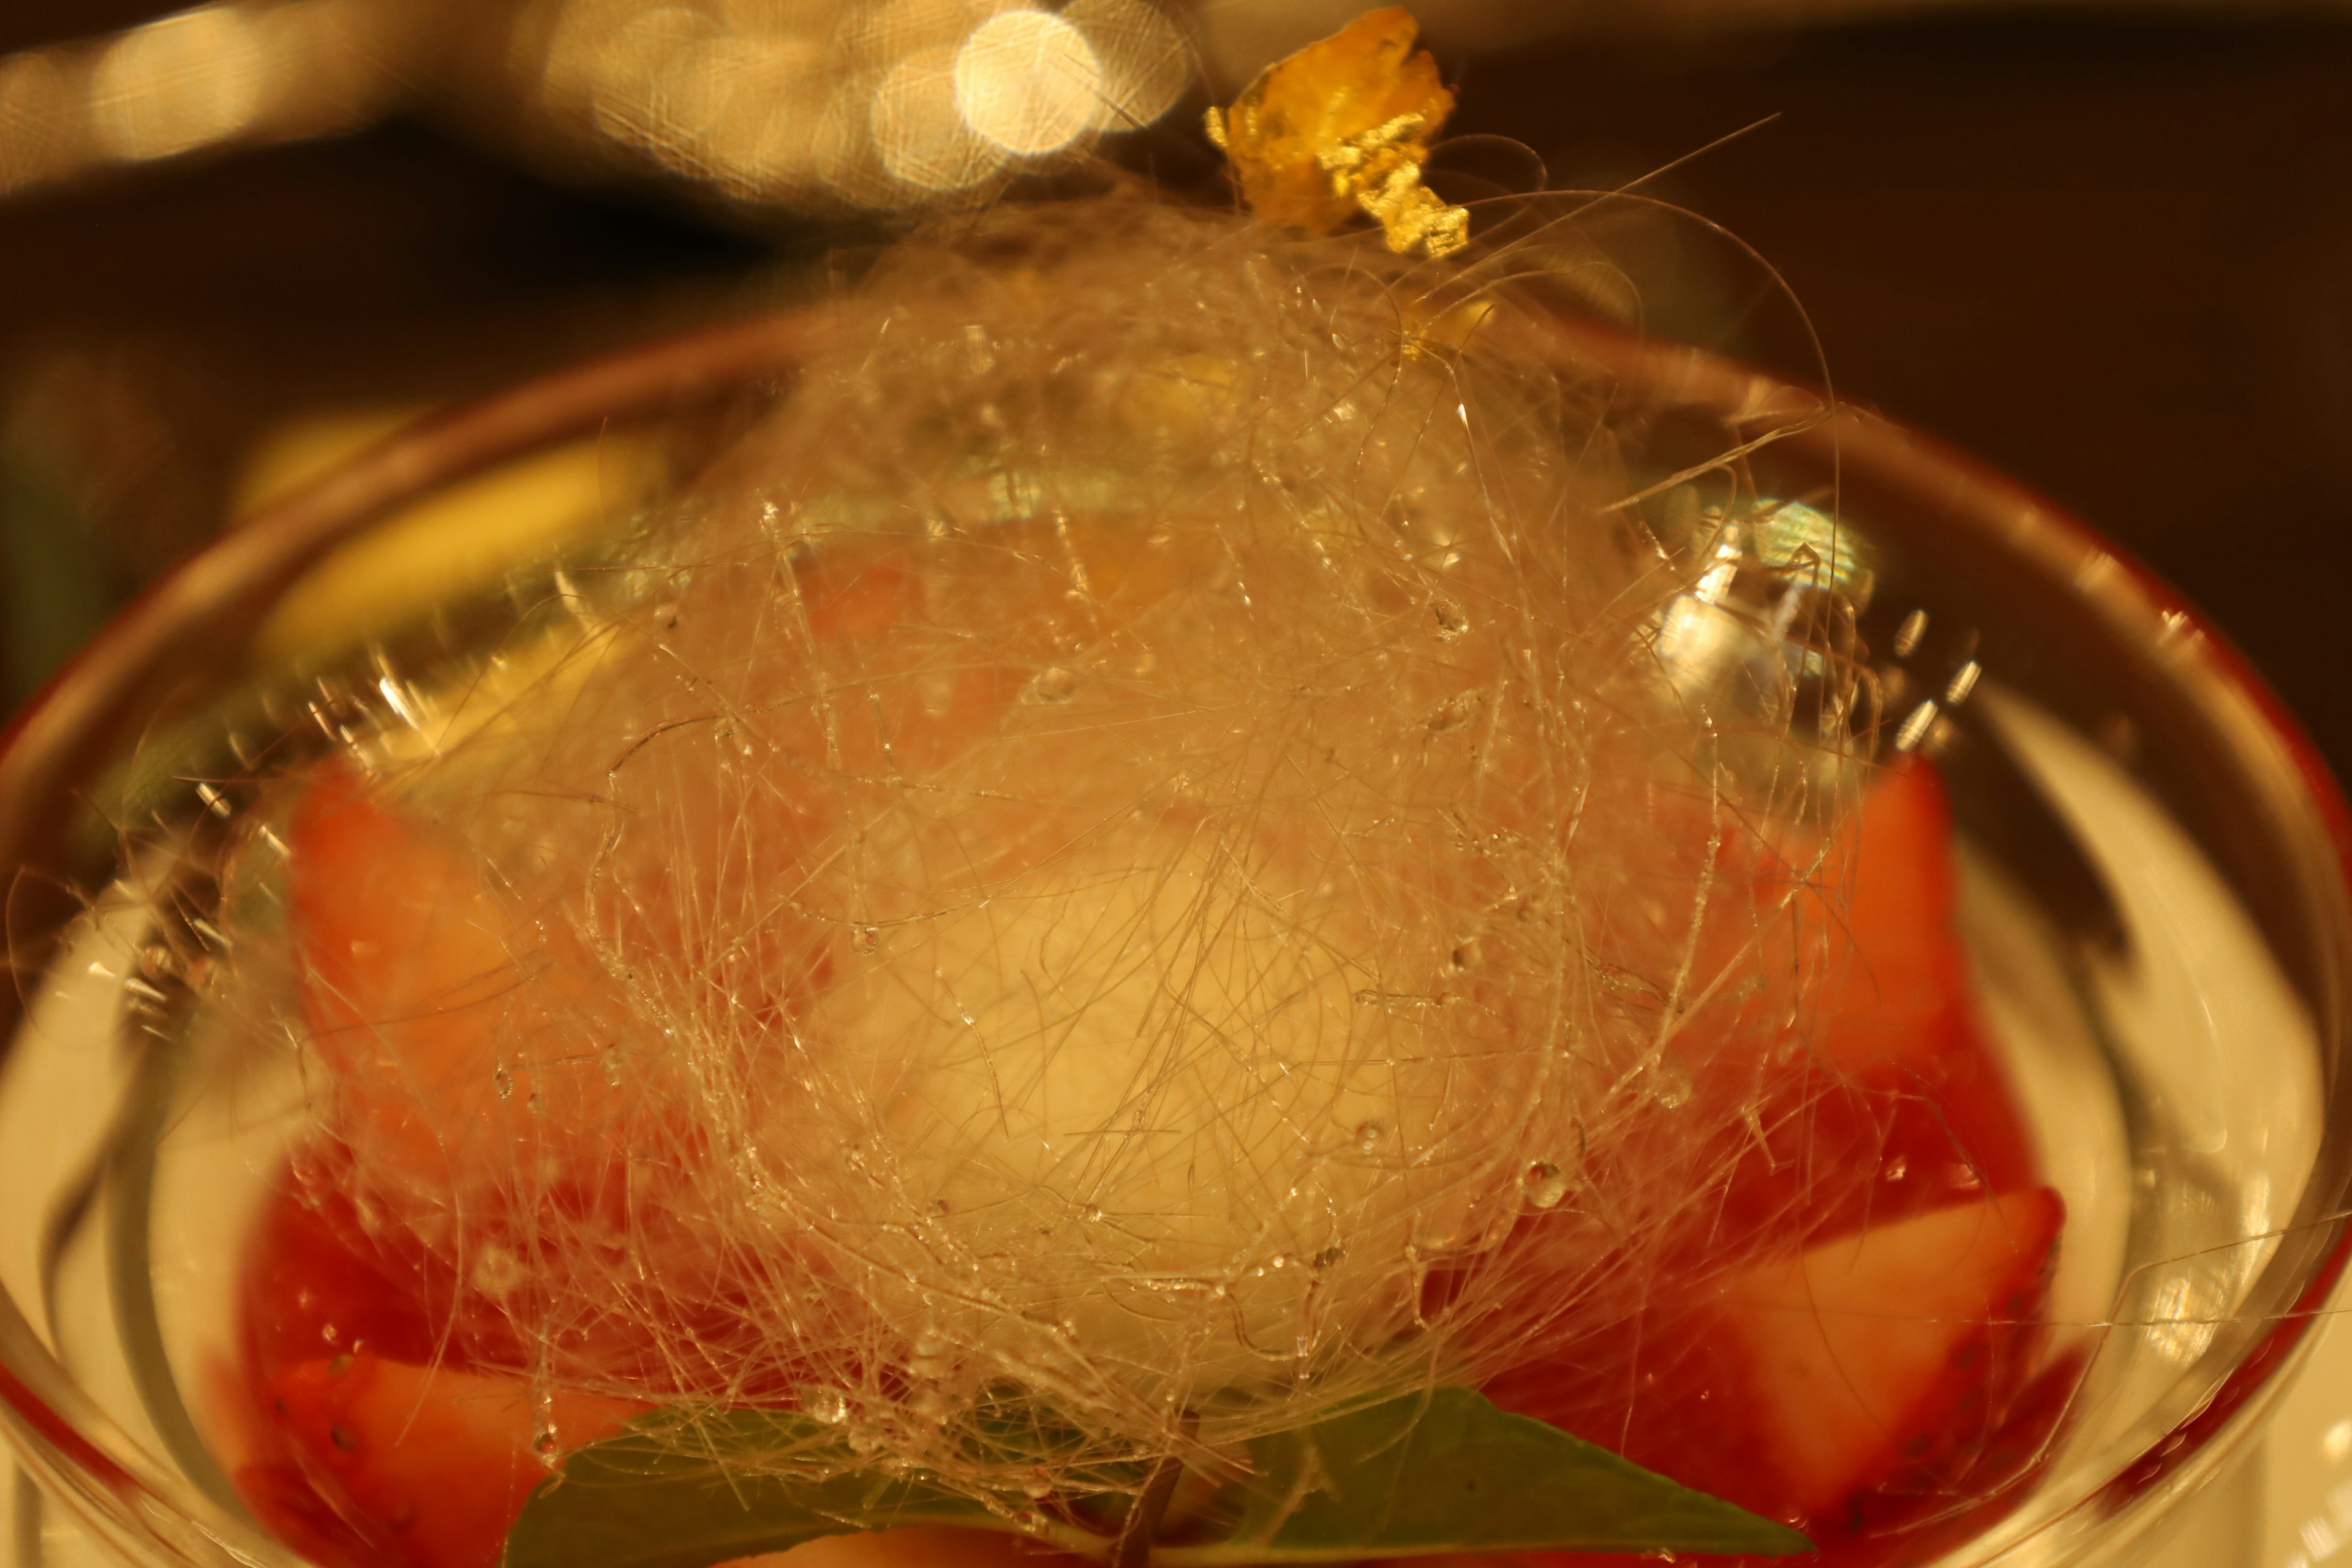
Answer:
184, 18, 2067, 1568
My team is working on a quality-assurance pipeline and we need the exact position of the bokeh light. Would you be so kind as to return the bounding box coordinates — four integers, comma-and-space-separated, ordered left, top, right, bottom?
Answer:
0, 0, 1192, 214
90, 7, 266, 164
1065, 0, 1188, 130
668, 34, 829, 194
872, 42, 1007, 194
247, 0, 404, 141
586, 7, 720, 150
956, 10, 1101, 157
858, 0, 1008, 64
0, 55, 78, 195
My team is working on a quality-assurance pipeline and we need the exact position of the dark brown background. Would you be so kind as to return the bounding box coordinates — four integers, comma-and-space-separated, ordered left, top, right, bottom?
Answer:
4, 8, 2348, 779
1451, 13, 2352, 780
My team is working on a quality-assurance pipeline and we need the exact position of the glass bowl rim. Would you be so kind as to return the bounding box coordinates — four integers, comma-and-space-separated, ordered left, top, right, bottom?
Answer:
0, 307, 2346, 1568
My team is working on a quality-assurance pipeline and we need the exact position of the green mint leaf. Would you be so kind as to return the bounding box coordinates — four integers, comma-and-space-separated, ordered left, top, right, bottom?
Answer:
504, 1389, 1810, 1568
501, 1409, 1041, 1568
1168, 1387, 1812, 1564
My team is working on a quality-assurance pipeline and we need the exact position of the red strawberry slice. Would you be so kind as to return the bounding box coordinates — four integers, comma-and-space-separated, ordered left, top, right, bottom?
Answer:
1809, 761, 2037, 1220
1815, 759, 1968, 1077
238, 1174, 446, 1377
1452, 762, 2059, 1549
288, 763, 620, 1198
1639, 758, 1973, 1098
1680, 760, 2035, 1254
265, 1352, 646, 1568
1718, 1184, 2063, 1515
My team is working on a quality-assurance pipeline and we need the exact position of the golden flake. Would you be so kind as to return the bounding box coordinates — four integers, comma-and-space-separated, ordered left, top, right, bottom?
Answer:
1205, 8, 1469, 257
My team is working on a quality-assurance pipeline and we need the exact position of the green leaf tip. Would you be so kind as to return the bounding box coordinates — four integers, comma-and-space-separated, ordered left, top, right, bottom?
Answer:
503, 1388, 1812, 1568
1185, 1386, 1812, 1563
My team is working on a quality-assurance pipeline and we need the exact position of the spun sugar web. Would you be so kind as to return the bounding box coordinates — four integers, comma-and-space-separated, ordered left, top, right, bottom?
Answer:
199, 196, 1872, 1507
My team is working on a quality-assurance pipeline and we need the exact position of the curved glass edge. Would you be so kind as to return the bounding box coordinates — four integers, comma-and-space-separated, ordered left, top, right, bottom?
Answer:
0, 311, 2346, 1568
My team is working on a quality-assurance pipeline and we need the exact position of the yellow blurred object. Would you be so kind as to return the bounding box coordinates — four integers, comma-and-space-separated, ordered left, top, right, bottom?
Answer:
1204, 7, 1467, 256
233, 405, 427, 516
249, 426, 663, 666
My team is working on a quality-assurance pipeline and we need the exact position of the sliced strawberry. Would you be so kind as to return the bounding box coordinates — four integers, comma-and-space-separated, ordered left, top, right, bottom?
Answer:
1718, 1185, 2063, 1515
1815, 760, 1967, 1077
238, 1174, 447, 1376
1657, 761, 2034, 1255
228, 1451, 382, 1568
757, 1526, 1055, 1568
288, 763, 618, 1199
1484, 763, 2056, 1557
1807, 762, 2036, 1222
265, 1352, 646, 1568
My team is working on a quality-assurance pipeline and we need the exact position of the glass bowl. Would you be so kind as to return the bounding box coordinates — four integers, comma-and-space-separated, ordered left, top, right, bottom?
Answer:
1, 305, 2346, 1568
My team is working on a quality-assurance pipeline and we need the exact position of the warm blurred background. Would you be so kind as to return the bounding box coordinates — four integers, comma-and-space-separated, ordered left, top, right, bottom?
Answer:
0, 0, 2348, 782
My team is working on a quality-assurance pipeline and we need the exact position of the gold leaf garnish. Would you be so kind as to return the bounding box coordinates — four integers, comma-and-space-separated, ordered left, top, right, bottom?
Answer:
1206, 8, 1469, 257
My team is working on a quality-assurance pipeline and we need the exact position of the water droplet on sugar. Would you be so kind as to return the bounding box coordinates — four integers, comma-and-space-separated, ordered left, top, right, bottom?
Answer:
532, 1423, 559, 1456
1028, 666, 1078, 703
1269, 1253, 1290, 1269
1431, 597, 1468, 639
1079, 1203, 1104, 1223
918, 673, 957, 717
1019, 1469, 1055, 1499
1354, 1120, 1386, 1152
602, 1047, 624, 1087
851, 925, 880, 956
1651, 1063, 1694, 1110
470, 1244, 526, 1297
1427, 691, 1477, 731
492, 1066, 514, 1101
1521, 1162, 1570, 1211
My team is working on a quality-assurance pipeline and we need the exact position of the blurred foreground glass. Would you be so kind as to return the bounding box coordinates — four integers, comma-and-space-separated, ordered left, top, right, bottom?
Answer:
0, 306, 2346, 1568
